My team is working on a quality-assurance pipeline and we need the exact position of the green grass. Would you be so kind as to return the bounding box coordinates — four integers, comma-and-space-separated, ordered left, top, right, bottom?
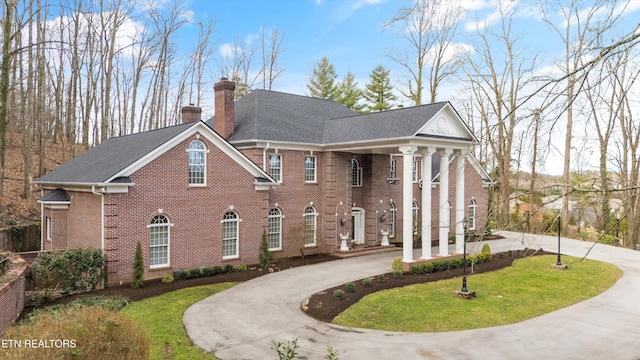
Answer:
121, 283, 237, 360
334, 255, 622, 332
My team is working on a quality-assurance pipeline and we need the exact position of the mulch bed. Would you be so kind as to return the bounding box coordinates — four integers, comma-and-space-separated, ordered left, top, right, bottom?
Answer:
303, 249, 551, 323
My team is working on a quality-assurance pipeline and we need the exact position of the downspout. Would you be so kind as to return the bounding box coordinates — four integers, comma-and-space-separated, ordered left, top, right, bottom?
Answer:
40, 190, 44, 251
262, 142, 270, 170
92, 185, 105, 288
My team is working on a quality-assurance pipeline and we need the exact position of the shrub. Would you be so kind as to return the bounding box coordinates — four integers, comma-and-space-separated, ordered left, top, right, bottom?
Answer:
391, 257, 404, 279
271, 337, 300, 360
223, 264, 234, 273
259, 230, 272, 269
202, 267, 215, 276
599, 234, 619, 246
212, 266, 223, 275
30, 248, 105, 297
362, 278, 372, 288
22, 295, 131, 324
3, 307, 149, 360
233, 264, 248, 272
345, 282, 355, 292
188, 268, 202, 279
333, 289, 345, 300
131, 242, 144, 288
377, 274, 386, 283
161, 274, 174, 284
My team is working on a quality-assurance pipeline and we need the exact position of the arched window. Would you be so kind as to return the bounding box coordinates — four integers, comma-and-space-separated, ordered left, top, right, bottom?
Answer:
149, 214, 170, 268
268, 208, 283, 250
304, 206, 317, 246
389, 202, 396, 238
412, 201, 420, 235
222, 211, 239, 259
351, 158, 362, 187
188, 140, 206, 185
468, 199, 477, 231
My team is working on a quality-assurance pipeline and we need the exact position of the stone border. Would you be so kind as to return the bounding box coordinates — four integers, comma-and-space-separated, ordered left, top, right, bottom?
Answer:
0, 254, 27, 336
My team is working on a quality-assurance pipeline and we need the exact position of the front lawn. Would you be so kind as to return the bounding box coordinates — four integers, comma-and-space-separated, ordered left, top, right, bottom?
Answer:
121, 283, 236, 360
334, 255, 621, 332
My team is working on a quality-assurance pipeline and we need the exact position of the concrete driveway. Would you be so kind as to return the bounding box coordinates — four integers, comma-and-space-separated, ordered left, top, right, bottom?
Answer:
183, 231, 640, 360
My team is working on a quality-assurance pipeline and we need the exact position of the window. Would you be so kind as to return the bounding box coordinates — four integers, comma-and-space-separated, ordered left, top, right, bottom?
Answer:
351, 158, 362, 187
268, 208, 283, 250
149, 214, 170, 268
412, 201, 420, 235
222, 211, 239, 259
269, 154, 282, 182
304, 206, 317, 246
389, 202, 396, 238
45, 216, 51, 240
412, 157, 419, 182
389, 157, 397, 180
188, 140, 206, 185
305, 156, 317, 182
468, 199, 477, 231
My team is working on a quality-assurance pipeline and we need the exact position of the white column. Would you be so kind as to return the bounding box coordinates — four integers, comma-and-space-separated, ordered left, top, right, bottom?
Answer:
399, 145, 417, 262
455, 151, 466, 253
420, 147, 433, 259
438, 148, 452, 256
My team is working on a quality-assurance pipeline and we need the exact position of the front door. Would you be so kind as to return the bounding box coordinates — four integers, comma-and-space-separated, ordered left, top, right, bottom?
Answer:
352, 207, 365, 245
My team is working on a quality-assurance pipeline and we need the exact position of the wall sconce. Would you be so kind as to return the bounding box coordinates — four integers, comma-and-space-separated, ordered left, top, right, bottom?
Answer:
379, 214, 386, 223
340, 218, 346, 227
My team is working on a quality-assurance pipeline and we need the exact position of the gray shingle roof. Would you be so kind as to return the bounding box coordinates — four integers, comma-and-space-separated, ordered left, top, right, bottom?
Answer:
36, 122, 195, 184
37, 188, 70, 202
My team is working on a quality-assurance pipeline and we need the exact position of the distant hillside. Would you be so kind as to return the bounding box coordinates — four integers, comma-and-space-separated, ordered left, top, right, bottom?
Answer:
1, 131, 85, 230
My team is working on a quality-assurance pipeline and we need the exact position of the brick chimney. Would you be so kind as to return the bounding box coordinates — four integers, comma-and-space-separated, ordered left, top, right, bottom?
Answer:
214, 78, 236, 139
181, 104, 202, 123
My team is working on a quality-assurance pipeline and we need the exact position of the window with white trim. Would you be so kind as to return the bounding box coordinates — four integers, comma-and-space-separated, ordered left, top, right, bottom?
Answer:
305, 156, 317, 182
412, 157, 419, 182
389, 157, 397, 180
468, 199, 477, 231
412, 200, 420, 235
222, 211, 239, 259
269, 154, 282, 182
304, 206, 317, 246
45, 216, 51, 240
188, 140, 206, 186
389, 202, 396, 238
268, 208, 283, 250
149, 214, 170, 268
351, 158, 362, 187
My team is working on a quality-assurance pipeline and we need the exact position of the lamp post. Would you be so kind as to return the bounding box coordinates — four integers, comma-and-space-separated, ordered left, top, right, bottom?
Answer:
615, 210, 620, 239
460, 217, 469, 293
556, 214, 562, 266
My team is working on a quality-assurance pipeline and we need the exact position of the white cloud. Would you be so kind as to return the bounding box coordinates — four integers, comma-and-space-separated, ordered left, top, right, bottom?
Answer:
219, 43, 236, 58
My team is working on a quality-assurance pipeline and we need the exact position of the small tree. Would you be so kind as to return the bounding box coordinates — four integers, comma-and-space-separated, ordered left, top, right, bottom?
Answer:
259, 230, 271, 269
131, 241, 144, 288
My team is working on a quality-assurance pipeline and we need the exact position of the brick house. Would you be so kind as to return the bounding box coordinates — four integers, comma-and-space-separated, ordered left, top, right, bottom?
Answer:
34, 78, 492, 285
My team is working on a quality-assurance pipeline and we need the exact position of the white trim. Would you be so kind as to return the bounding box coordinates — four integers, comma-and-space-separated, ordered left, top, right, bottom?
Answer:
304, 156, 317, 183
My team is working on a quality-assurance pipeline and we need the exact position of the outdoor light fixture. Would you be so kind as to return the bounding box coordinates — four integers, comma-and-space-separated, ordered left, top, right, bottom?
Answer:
380, 214, 386, 223
461, 217, 469, 293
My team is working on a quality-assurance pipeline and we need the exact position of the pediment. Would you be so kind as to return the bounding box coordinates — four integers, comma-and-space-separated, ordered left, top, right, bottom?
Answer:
416, 106, 474, 141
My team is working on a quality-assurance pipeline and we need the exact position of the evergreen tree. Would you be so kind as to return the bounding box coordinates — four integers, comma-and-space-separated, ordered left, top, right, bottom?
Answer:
363, 65, 397, 112
306, 56, 339, 100
131, 241, 144, 288
258, 230, 271, 269
337, 71, 365, 112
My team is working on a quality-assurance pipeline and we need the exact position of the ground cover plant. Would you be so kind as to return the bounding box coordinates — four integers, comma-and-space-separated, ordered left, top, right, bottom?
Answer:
120, 283, 236, 360
332, 255, 621, 332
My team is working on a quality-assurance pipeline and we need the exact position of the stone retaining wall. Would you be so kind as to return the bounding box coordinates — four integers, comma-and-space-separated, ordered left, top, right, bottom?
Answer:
0, 254, 27, 336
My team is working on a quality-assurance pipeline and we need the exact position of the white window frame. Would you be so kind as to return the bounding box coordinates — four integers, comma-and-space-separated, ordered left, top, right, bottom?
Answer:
305, 156, 317, 183
468, 199, 477, 231
389, 157, 397, 180
268, 208, 283, 251
412, 157, 419, 183
304, 206, 317, 247
351, 158, 362, 187
188, 139, 207, 186
221, 211, 240, 259
389, 202, 396, 238
45, 216, 52, 240
148, 214, 171, 268
269, 154, 282, 182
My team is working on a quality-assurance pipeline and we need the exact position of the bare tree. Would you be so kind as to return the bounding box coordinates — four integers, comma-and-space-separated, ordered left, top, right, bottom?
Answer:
260, 25, 285, 91
384, 0, 464, 105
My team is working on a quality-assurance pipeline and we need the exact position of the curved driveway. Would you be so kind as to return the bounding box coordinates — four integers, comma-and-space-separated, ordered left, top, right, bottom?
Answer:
184, 231, 640, 360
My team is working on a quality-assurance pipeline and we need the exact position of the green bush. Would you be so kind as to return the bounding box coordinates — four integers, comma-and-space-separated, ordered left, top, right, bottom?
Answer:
233, 264, 248, 272
30, 248, 105, 297
362, 278, 372, 288
131, 242, 144, 289
212, 266, 223, 275
599, 234, 619, 246
333, 289, 345, 300
377, 274, 386, 283
22, 295, 131, 324
345, 282, 355, 292
223, 264, 234, 273
161, 274, 174, 284
188, 268, 202, 279
259, 230, 271, 269
3, 307, 149, 360
392, 257, 404, 279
